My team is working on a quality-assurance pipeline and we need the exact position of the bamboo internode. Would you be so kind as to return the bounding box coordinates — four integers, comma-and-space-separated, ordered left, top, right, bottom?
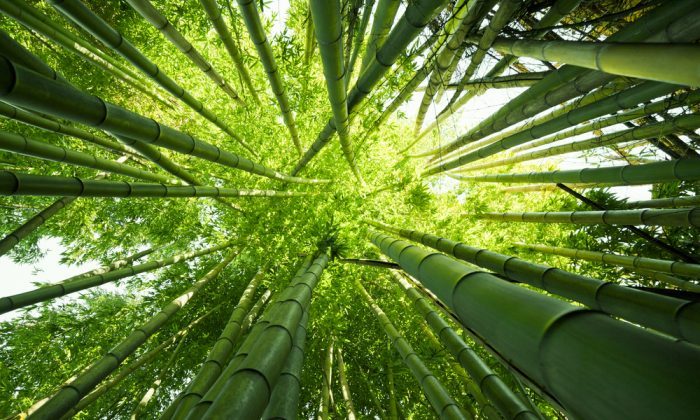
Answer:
475, 208, 700, 228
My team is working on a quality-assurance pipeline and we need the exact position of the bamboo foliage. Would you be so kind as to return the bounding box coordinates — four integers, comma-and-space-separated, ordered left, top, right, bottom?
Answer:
125, 0, 244, 105
388, 271, 537, 420
167, 266, 271, 418
310, 0, 364, 184
370, 231, 700, 419
235, 0, 301, 154
514, 243, 700, 291
291, 0, 450, 175
475, 208, 700, 228
0, 57, 329, 184
47, 0, 258, 156
27, 248, 238, 420
355, 279, 470, 420
0, 241, 235, 315
369, 221, 700, 343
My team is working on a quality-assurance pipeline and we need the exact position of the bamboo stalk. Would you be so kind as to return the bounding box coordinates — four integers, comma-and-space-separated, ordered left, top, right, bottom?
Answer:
626, 195, 700, 209
48, 0, 257, 156
370, 231, 700, 419
28, 249, 238, 420
355, 279, 470, 419
0, 57, 329, 184
0, 241, 236, 315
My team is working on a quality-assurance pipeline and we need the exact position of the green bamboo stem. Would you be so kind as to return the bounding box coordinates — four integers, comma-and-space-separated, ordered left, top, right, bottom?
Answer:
0, 0, 151, 87
436, 72, 549, 90
424, 81, 677, 175
424, 1, 700, 160
0, 241, 235, 315
335, 345, 358, 420
345, 0, 374, 85
55, 245, 160, 284
424, 81, 630, 163
454, 114, 700, 174
0, 57, 329, 184
183, 256, 315, 419
199, 0, 258, 103
0, 171, 314, 199
370, 231, 700, 419
414, 0, 495, 135
125, 0, 244, 105
168, 266, 270, 419
355, 279, 470, 420
303, 5, 316, 65
500, 183, 597, 193
386, 359, 398, 420
0, 102, 135, 157
357, 0, 400, 75
130, 329, 189, 419
0, 196, 75, 258
389, 271, 535, 419
452, 158, 700, 186
0, 29, 65, 83
240, 289, 272, 333
0, 129, 176, 183
55, 304, 223, 420
196, 253, 329, 419
439, 0, 521, 115
28, 249, 238, 420
369, 221, 700, 343
508, 89, 700, 155
515, 242, 700, 285
318, 338, 334, 420
475, 207, 700, 227
48, 0, 258, 157
235, 0, 301, 154
626, 195, 700, 209
310, 0, 365, 184
260, 311, 309, 420
355, 365, 386, 418
0, 156, 132, 258
290, 0, 449, 175
486, 37, 700, 87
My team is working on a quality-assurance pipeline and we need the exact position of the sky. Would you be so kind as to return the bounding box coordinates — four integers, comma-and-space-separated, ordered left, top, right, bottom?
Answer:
0, 0, 660, 319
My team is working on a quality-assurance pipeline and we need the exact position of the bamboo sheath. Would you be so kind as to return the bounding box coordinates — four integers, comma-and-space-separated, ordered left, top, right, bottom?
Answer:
47, 0, 258, 157
515, 243, 700, 287
124, 0, 244, 105
28, 249, 238, 420
355, 279, 469, 420
424, 81, 679, 175
476, 208, 700, 228
0, 57, 328, 184
455, 114, 700, 173
424, 1, 700, 159
310, 0, 364, 184
0, 171, 313, 199
291, 0, 450, 175
452, 158, 700, 186
369, 221, 700, 342
0, 241, 235, 315
507, 89, 700, 155
235, 0, 301, 154
370, 231, 700, 420
167, 267, 270, 418
195, 253, 329, 419
199, 0, 259, 103
486, 37, 700, 87
182, 256, 315, 419
389, 271, 537, 420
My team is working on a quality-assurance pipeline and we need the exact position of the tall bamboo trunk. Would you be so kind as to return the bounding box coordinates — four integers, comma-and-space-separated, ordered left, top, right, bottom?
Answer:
318, 339, 335, 420
335, 345, 357, 420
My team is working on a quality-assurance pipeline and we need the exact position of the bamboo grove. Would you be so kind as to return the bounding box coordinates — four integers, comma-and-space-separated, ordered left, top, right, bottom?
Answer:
0, 0, 699, 419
